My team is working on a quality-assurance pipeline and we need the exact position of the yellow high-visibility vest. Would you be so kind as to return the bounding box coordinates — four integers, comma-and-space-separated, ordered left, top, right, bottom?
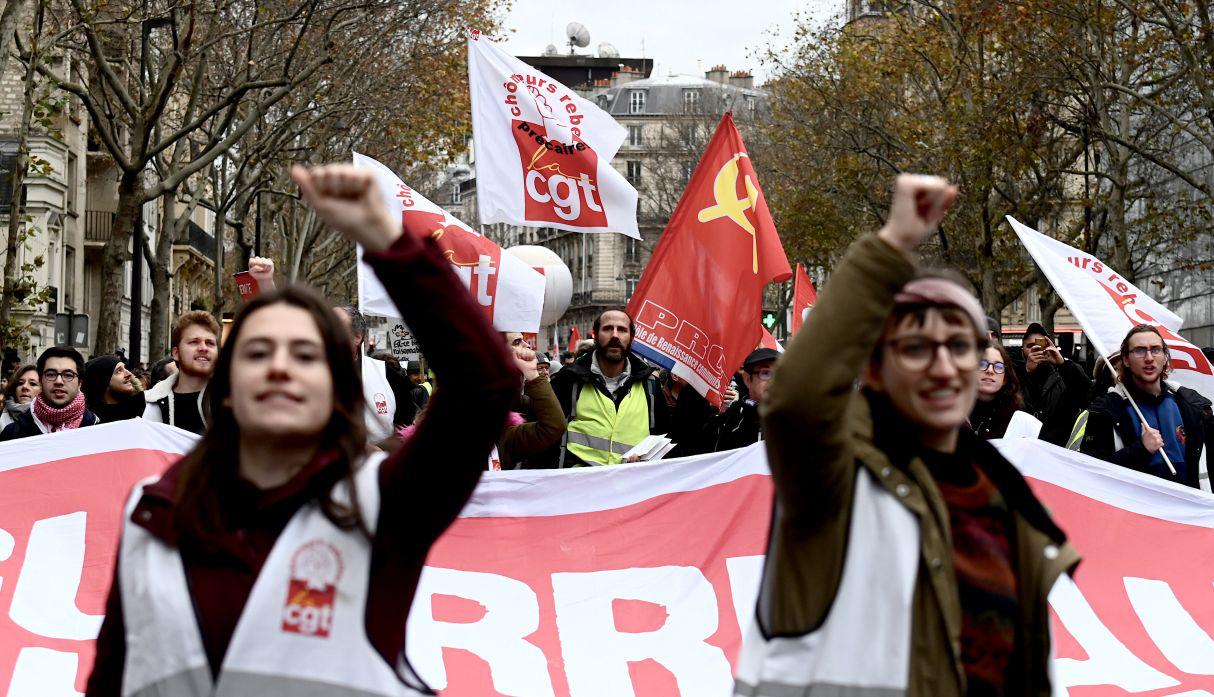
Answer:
565, 381, 650, 466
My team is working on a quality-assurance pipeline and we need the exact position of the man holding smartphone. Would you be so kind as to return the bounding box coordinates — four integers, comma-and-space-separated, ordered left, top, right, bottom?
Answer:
1019, 322, 1092, 445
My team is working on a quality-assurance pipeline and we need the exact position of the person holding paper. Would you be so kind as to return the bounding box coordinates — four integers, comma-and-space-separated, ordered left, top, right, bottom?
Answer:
735, 174, 1077, 697
1081, 324, 1213, 488
548, 308, 668, 466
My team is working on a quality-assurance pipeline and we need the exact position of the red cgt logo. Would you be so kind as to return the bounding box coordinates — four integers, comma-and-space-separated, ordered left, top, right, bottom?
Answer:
281, 540, 343, 639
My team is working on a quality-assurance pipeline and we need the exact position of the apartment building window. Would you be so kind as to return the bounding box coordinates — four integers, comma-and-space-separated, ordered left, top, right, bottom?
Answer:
628, 124, 643, 147
629, 90, 646, 114
683, 89, 701, 114
64, 246, 76, 309
0, 141, 20, 209
626, 161, 642, 186
745, 96, 757, 118
451, 181, 462, 204
625, 236, 640, 263
682, 160, 695, 182
66, 153, 77, 213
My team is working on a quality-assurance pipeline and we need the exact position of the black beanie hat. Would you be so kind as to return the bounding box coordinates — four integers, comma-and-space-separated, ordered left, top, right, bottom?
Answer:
82, 354, 122, 407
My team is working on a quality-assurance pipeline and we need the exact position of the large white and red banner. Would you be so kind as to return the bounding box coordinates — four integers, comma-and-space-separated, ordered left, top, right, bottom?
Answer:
627, 113, 792, 408
1008, 216, 1214, 400
0, 422, 197, 697
467, 31, 639, 238
354, 152, 546, 333
4, 422, 1214, 695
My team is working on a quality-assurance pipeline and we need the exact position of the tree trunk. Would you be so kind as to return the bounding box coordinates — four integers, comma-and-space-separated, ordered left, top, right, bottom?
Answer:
147, 194, 175, 360
1037, 278, 1061, 336
0, 0, 39, 354
96, 176, 143, 353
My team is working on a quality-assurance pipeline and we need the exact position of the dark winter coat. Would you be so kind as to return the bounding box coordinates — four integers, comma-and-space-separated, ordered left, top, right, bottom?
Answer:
1081, 381, 1213, 489
0, 408, 99, 441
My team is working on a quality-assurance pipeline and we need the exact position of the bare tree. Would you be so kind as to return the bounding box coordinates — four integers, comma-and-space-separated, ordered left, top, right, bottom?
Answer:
36, 0, 385, 353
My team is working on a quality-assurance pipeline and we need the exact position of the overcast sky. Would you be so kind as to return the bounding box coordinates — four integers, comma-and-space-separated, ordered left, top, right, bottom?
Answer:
498, 0, 841, 84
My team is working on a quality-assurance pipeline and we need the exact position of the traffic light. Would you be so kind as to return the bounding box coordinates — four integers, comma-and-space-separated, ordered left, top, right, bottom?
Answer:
762, 313, 777, 328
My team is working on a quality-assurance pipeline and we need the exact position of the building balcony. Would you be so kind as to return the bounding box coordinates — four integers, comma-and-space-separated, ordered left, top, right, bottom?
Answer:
174, 220, 215, 261
85, 209, 113, 245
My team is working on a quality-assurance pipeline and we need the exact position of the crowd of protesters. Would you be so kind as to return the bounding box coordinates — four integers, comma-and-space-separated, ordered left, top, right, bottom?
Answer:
0, 164, 1210, 697
2, 273, 1211, 489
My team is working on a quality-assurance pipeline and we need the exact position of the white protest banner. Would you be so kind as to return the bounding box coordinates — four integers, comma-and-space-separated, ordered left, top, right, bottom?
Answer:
1008, 215, 1214, 399
5, 423, 1214, 695
353, 152, 546, 333
467, 30, 640, 238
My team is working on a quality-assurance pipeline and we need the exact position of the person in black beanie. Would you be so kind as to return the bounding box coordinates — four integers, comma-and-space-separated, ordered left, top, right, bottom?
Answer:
82, 355, 146, 423
1016, 322, 1092, 445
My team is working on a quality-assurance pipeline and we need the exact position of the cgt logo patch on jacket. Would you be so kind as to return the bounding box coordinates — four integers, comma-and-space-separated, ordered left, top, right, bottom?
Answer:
373, 392, 389, 415
1176, 424, 1186, 445
281, 540, 344, 638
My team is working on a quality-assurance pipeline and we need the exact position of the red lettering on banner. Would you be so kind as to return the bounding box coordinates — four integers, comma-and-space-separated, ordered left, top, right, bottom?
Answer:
406, 474, 773, 696
1095, 280, 1214, 377
0, 448, 180, 694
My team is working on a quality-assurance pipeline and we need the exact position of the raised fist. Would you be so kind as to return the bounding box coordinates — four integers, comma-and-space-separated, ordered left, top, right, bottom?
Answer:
290, 164, 401, 252
513, 344, 540, 381
248, 256, 276, 291
878, 174, 958, 253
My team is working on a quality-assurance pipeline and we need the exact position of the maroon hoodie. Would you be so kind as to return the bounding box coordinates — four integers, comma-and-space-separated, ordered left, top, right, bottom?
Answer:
85, 232, 518, 695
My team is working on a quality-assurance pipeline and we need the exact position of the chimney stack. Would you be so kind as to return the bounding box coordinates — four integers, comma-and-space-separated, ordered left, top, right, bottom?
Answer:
705, 64, 729, 84
729, 70, 754, 89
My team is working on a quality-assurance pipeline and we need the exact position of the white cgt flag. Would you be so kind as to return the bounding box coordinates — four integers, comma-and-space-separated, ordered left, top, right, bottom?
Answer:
1008, 215, 1214, 400
354, 152, 546, 333
467, 29, 640, 238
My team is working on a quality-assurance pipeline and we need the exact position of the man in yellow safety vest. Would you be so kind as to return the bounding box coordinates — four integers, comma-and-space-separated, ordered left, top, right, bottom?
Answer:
548, 309, 668, 467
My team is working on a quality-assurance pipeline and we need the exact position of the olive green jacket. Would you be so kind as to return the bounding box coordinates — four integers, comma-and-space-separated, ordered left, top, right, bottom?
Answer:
759, 234, 1080, 696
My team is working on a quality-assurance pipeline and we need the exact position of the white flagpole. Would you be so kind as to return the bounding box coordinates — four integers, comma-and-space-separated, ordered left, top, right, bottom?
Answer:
1100, 354, 1177, 476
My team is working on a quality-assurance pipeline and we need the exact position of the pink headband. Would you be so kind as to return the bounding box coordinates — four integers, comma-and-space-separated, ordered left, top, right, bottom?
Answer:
894, 277, 987, 336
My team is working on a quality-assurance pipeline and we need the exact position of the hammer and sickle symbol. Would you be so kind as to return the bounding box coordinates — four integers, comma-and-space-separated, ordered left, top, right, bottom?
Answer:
697, 153, 760, 273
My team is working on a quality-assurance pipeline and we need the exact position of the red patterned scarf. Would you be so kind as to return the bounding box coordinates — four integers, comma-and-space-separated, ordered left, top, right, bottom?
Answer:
33, 391, 87, 432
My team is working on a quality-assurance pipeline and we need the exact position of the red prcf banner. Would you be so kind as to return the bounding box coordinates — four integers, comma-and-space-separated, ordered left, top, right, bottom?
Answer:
627, 112, 791, 407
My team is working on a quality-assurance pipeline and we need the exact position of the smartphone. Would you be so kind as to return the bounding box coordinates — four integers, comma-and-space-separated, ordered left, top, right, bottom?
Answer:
1031, 337, 1050, 349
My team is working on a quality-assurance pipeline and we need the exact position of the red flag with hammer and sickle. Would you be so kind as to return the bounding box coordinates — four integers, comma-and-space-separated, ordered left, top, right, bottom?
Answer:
627, 113, 791, 408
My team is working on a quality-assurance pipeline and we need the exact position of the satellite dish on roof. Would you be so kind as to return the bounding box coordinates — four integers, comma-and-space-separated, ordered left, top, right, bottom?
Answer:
543, 43, 559, 56
566, 22, 590, 53
598, 42, 619, 58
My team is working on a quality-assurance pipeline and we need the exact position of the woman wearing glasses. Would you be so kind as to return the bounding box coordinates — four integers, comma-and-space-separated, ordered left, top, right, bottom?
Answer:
735, 175, 1077, 697
969, 342, 1041, 439
0, 347, 99, 441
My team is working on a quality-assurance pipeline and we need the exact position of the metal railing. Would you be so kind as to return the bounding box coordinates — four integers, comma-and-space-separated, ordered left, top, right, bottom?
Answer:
85, 210, 113, 243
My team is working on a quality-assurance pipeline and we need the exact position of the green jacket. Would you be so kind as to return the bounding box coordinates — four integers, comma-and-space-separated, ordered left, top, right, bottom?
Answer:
759, 234, 1079, 696
497, 375, 568, 470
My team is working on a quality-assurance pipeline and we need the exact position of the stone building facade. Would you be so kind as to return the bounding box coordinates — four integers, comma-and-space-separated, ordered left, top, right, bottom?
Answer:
0, 45, 89, 367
